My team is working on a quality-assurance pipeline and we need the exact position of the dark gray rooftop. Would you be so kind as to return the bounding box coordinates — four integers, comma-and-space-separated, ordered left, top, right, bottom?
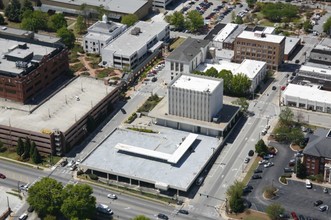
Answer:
166, 37, 210, 63
303, 128, 331, 158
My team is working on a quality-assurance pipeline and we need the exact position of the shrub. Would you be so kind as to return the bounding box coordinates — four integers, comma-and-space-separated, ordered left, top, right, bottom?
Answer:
264, 186, 277, 199
126, 113, 137, 124
280, 176, 287, 184
89, 173, 98, 180
77, 170, 84, 175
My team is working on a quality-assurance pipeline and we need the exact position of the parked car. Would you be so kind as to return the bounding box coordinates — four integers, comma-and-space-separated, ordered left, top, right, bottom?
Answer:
20, 183, 29, 191
157, 213, 169, 220
60, 160, 68, 167
254, 169, 263, 173
244, 157, 250, 163
323, 187, 328, 193
27, 206, 34, 213
252, 175, 262, 179
243, 187, 252, 194
264, 162, 274, 168
314, 200, 323, 206
319, 205, 328, 212
19, 213, 28, 220
178, 210, 189, 215
151, 77, 157, 82
245, 185, 253, 190
284, 167, 294, 173
291, 211, 299, 220
107, 194, 117, 199
0, 173, 6, 179
258, 159, 268, 165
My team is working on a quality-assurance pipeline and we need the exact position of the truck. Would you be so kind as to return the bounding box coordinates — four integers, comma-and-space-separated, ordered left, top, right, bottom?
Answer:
96, 204, 113, 215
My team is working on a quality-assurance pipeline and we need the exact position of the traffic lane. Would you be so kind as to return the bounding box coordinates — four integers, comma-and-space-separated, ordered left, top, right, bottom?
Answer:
273, 180, 331, 220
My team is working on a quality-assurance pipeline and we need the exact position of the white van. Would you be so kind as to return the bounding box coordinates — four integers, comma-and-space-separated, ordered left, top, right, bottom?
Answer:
306, 179, 312, 189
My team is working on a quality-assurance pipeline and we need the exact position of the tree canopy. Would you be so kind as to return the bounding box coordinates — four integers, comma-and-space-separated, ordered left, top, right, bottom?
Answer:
232, 98, 249, 112
166, 11, 185, 30
266, 203, 285, 220
48, 13, 67, 31
121, 14, 138, 27
185, 10, 204, 32
226, 181, 245, 213
57, 27, 76, 49
255, 139, 268, 156
133, 215, 151, 220
323, 16, 331, 34
74, 15, 87, 34
27, 177, 96, 219
5, 0, 21, 22
261, 3, 299, 22
21, 10, 48, 32
279, 106, 294, 125
296, 160, 306, 179
246, 0, 257, 8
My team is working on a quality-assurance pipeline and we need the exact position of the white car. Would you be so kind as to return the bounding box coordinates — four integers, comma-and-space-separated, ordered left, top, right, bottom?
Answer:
19, 183, 29, 191
107, 194, 117, 199
264, 162, 274, 168
258, 159, 268, 165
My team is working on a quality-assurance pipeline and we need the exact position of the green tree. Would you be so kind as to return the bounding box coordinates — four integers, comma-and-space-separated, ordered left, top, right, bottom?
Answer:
235, 16, 244, 24
279, 106, 294, 125
74, 15, 87, 34
22, 137, 31, 159
0, 14, 5, 25
36, 0, 42, 7
218, 69, 233, 95
226, 181, 245, 213
246, 0, 257, 8
61, 184, 96, 220
167, 11, 185, 30
48, 13, 67, 31
205, 67, 218, 77
288, 128, 304, 145
0, 0, 4, 10
27, 177, 64, 217
303, 20, 313, 33
21, 0, 34, 18
323, 16, 331, 34
32, 147, 42, 164
255, 139, 268, 156
21, 10, 49, 32
231, 73, 251, 96
231, 11, 236, 22
232, 97, 249, 112
5, 0, 21, 22
30, 141, 36, 158
296, 160, 306, 179
121, 14, 138, 27
261, 2, 298, 22
266, 203, 285, 220
57, 27, 75, 49
185, 10, 204, 32
133, 215, 151, 220
16, 137, 24, 157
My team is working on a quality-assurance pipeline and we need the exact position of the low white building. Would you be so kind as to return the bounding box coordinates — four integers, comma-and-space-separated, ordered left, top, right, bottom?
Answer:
168, 74, 223, 122
165, 37, 210, 82
101, 20, 169, 70
83, 15, 127, 54
298, 65, 331, 80
282, 84, 331, 113
197, 59, 267, 92
212, 23, 238, 49
153, 0, 173, 8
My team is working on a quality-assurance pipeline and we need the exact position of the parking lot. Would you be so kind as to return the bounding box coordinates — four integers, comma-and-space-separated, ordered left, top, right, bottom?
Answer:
244, 141, 331, 220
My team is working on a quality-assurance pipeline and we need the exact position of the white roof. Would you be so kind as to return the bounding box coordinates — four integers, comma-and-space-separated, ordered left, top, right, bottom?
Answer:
115, 133, 198, 164
171, 75, 221, 93
84, 32, 112, 42
237, 31, 285, 44
213, 23, 238, 42
300, 65, 331, 76
263, 27, 275, 34
103, 21, 167, 57
196, 59, 266, 80
285, 37, 300, 55
283, 84, 331, 104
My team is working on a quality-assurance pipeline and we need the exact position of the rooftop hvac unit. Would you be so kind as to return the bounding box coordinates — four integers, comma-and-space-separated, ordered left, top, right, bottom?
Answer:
131, 27, 141, 36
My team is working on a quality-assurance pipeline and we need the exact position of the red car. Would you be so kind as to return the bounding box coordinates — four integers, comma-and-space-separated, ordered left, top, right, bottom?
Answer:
291, 212, 298, 220
0, 173, 6, 179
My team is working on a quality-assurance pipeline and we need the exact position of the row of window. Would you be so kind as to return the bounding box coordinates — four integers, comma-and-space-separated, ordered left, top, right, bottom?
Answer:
236, 41, 276, 50
170, 62, 184, 72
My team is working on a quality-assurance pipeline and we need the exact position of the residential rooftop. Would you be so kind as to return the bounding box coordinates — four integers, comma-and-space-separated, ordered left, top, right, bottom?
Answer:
237, 31, 285, 44
304, 128, 331, 158
166, 37, 210, 63
103, 21, 168, 57
170, 74, 222, 93
0, 77, 116, 133
80, 127, 221, 191
47, 0, 148, 14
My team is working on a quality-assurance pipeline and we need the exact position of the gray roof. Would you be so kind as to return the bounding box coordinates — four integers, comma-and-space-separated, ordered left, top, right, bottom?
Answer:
303, 128, 331, 158
88, 21, 123, 35
284, 37, 301, 55
166, 37, 210, 63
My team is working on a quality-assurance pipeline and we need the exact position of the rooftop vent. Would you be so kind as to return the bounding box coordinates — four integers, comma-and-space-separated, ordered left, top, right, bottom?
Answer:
131, 27, 141, 36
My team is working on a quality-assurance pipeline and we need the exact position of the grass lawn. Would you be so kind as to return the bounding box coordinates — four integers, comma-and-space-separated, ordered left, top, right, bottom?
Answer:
5, 21, 21, 29
260, 19, 274, 27
242, 157, 260, 185
255, 12, 265, 20
228, 209, 270, 220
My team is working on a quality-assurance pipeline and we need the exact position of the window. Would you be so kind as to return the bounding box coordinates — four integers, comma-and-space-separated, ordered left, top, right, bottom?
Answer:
180, 63, 183, 72
175, 63, 179, 71
171, 62, 174, 70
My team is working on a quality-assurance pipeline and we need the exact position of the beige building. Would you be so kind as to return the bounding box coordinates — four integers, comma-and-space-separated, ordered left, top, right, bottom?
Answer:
233, 31, 285, 70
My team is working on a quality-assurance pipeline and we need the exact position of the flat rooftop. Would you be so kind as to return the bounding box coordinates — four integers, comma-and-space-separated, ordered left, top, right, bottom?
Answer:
103, 21, 168, 57
88, 21, 124, 35
48, 0, 148, 14
81, 128, 221, 191
283, 83, 331, 104
197, 59, 266, 80
213, 23, 238, 42
299, 65, 331, 76
84, 32, 112, 42
170, 74, 221, 93
0, 38, 57, 75
0, 77, 116, 133
285, 37, 300, 55
237, 31, 285, 44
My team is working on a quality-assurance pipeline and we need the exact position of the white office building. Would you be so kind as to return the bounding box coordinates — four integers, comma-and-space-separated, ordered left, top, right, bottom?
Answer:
83, 15, 127, 54
153, 0, 173, 8
101, 21, 169, 70
212, 23, 238, 49
165, 37, 210, 82
197, 59, 267, 92
282, 84, 331, 113
168, 74, 223, 122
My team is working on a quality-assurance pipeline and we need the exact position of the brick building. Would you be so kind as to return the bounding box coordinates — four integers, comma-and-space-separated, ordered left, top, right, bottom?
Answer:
0, 33, 68, 103
233, 31, 285, 70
